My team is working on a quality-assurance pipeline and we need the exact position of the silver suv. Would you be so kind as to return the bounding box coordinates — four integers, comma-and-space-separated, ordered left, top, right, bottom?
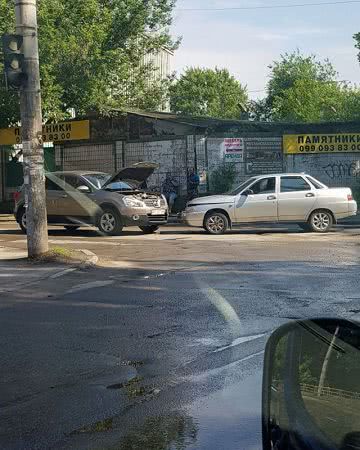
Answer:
14, 162, 168, 236
183, 173, 357, 234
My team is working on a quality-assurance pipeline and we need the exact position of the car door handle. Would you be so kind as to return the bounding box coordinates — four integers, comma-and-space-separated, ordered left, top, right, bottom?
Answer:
61, 194, 68, 198
306, 193, 315, 197
267, 195, 277, 200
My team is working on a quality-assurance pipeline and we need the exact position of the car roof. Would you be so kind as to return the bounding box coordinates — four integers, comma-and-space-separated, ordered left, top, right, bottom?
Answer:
252, 173, 309, 178
48, 171, 109, 176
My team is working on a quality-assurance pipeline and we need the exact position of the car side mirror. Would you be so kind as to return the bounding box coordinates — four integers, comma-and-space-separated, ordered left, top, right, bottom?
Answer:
77, 185, 90, 193
242, 189, 254, 196
263, 319, 360, 450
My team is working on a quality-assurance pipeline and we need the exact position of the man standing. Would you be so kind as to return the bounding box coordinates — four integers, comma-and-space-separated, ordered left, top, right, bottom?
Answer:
188, 169, 200, 200
162, 173, 178, 214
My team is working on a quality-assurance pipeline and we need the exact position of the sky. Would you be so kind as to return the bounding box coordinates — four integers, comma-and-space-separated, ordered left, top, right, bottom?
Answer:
171, 0, 360, 99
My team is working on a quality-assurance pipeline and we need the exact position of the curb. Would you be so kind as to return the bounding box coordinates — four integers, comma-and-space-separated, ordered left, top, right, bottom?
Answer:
79, 248, 99, 267
0, 245, 99, 292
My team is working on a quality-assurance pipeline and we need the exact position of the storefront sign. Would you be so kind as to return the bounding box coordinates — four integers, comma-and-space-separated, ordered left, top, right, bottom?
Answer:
284, 133, 360, 154
0, 120, 90, 145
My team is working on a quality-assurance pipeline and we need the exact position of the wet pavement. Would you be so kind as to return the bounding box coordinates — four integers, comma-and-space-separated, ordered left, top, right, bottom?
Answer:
0, 221, 359, 449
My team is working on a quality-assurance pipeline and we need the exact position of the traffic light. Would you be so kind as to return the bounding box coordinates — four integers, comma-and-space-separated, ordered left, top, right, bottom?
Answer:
2, 34, 27, 89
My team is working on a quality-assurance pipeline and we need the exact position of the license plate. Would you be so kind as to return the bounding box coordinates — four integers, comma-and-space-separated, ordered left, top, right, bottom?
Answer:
151, 209, 165, 215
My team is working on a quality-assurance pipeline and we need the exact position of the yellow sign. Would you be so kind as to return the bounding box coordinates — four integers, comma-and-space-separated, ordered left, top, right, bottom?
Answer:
0, 120, 90, 145
284, 133, 360, 154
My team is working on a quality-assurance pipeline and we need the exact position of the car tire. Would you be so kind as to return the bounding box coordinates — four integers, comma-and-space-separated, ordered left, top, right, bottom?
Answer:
139, 225, 159, 234
298, 223, 312, 232
308, 210, 333, 233
204, 212, 228, 235
64, 225, 80, 232
98, 208, 123, 236
17, 208, 27, 234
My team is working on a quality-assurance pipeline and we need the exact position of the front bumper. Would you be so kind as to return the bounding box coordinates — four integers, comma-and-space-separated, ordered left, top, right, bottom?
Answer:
181, 210, 205, 227
123, 212, 168, 227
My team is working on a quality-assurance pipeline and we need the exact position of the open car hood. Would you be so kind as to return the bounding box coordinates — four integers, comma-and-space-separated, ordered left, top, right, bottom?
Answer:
103, 162, 159, 189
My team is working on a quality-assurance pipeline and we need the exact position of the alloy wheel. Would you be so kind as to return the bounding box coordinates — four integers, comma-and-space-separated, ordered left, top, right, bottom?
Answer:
312, 212, 330, 231
207, 215, 226, 233
21, 211, 27, 230
100, 212, 116, 233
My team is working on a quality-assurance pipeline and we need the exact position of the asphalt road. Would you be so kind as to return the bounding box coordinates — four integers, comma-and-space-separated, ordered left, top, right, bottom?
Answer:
0, 222, 359, 449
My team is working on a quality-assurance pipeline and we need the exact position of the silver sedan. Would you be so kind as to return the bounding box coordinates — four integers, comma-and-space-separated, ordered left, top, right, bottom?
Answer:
183, 173, 357, 234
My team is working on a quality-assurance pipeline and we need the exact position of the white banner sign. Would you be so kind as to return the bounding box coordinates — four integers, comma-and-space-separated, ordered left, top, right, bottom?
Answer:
223, 138, 244, 162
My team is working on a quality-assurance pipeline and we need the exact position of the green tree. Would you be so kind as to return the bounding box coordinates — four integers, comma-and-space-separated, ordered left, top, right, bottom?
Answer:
210, 163, 236, 193
249, 50, 339, 121
267, 51, 337, 109
272, 79, 360, 123
170, 67, 248, 119
0, 0, 177, 127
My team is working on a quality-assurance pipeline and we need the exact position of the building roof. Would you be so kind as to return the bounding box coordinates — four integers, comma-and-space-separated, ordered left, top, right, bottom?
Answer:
124, 110, 360, 134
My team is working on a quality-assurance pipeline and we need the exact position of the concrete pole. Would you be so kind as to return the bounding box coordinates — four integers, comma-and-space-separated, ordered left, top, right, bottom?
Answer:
15, 0, 48, 256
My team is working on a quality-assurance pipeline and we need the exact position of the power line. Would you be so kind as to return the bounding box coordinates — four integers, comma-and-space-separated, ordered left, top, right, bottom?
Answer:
176, 0, 360, 12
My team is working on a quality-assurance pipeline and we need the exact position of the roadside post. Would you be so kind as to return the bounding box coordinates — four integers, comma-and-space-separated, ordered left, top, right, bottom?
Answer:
13, 0, 48, 256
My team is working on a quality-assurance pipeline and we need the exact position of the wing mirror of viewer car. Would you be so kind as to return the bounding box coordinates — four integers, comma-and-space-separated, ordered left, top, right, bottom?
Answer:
242, 189, 254, 196
263, 319, 360, 450
77, 185, 91, 193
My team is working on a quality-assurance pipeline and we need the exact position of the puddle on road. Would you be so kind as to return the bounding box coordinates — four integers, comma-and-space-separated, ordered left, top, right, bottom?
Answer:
108, 366, 262, 450
115, 415, 198, 450
182, 370, 263, 450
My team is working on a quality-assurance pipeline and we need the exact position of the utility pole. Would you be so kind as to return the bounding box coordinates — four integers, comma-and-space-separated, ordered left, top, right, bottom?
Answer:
14, 0, 48, 256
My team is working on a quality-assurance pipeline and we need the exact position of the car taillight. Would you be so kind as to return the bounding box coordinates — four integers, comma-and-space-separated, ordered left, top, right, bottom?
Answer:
348, 194, 353, 201
13, 191, 20, 202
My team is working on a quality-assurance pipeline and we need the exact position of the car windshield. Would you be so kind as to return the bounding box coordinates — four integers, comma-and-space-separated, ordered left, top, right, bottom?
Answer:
83, 173, 111, 189
228, 178, 256, 195
103, 181, 134, 191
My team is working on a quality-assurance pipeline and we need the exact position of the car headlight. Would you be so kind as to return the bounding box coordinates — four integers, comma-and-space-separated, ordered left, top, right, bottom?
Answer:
123, 197, 146, 208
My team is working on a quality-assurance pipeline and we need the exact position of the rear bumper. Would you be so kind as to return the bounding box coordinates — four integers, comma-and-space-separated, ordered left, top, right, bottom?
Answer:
334, 201, 358, 220
349, 200, 358, 215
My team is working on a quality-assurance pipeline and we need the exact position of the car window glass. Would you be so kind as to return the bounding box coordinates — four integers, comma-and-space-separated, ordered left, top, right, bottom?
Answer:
83, 174, 111, 189
250, 177, 276, 195
229, 178, 256, 195
45, 177, 64, 191
64, 175, 84, 189
280, 176, 311, 192
306, 176, 326, 189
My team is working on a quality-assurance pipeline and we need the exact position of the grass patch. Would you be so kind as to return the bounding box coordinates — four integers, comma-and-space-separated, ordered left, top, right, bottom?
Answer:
29, 246, 85, 264
77, 418, 113, 434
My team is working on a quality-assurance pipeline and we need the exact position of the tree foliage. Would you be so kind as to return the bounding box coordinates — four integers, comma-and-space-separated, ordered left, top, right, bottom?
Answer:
210, 163, 236, 193
248, 50, 360, 123
0, 0, 177, 127
266, 51, 337, 110
170, 67, 248, 119
272, 79, 360, 123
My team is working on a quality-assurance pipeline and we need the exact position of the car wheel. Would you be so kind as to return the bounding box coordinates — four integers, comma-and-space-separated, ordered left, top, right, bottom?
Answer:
64, 225, 80, 232
98, 208, 123, 236
139, 225, 159, 234
298, 223, 311, 232
308, 210, 333, 233
18, 208, 27, 234
204, 212, 228, 235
